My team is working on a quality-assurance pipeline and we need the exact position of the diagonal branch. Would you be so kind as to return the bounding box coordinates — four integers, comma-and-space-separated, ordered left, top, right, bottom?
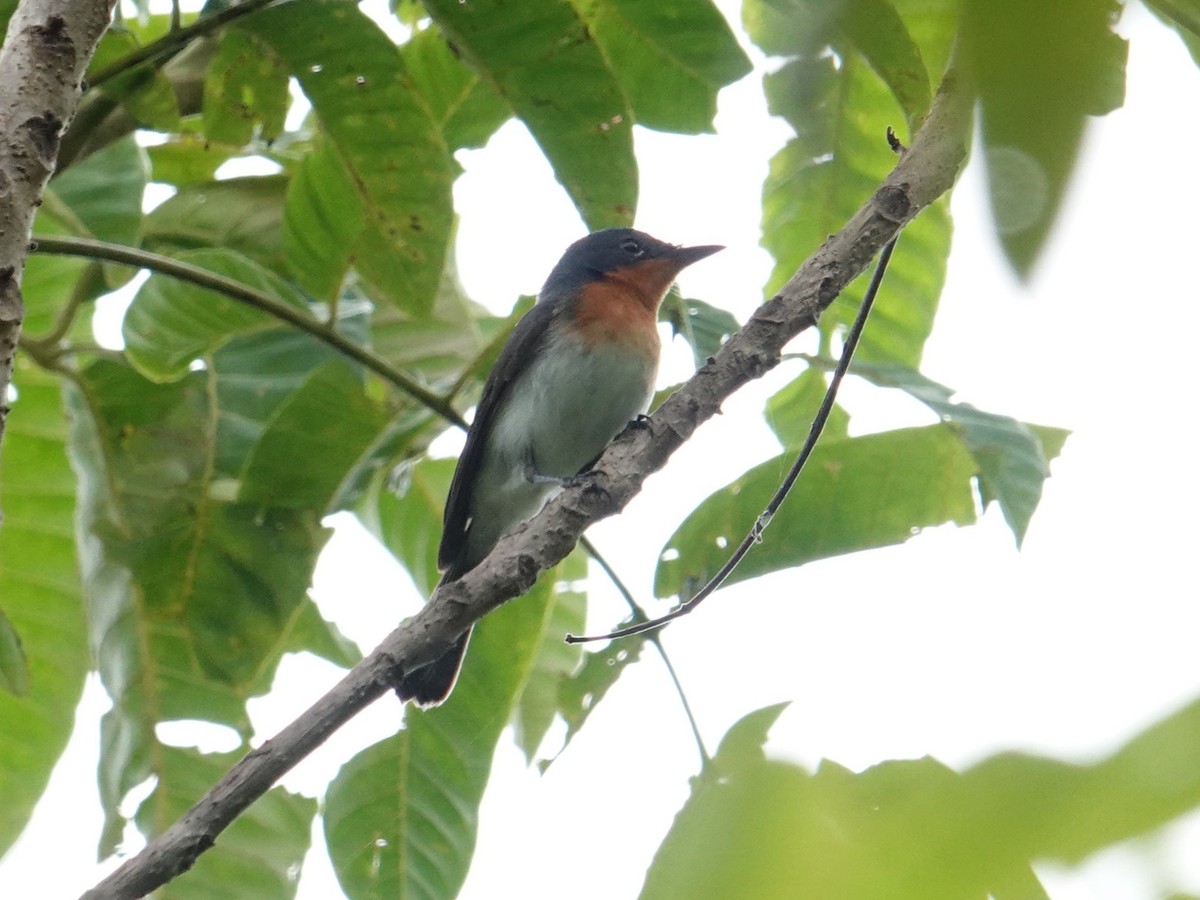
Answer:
0, 0, 119, 467
81, 64, 974, 900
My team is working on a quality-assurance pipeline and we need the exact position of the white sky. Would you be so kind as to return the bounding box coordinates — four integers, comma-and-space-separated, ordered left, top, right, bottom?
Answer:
4, 2, 1200, 898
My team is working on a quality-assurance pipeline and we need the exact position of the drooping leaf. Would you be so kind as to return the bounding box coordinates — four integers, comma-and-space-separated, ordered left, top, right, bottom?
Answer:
123, 248, 312, 382
760, 53, 952, 367
571, 0, 752, 133
515, 549, 587, 763
134, 746, 316, 899
324, 571, 558, 900
0, 362, 88, 855
423, 0, 638, 228
661, 293, 741, 368
65, 360, 332, 853
244, 0, 455, 315
655, 425, 977, 598
962, 0, 1127, 274
763, 366, 850, 447
548, 619, 648, 767
855, 364, 1069, 546
203, 28, 290, 146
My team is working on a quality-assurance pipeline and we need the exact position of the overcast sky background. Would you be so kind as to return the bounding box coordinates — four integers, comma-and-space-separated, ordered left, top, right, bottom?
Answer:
3, 2, 1200, 898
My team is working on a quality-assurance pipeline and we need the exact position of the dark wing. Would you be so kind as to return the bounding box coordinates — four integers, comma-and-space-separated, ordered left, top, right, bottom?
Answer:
438, 299, 562, 574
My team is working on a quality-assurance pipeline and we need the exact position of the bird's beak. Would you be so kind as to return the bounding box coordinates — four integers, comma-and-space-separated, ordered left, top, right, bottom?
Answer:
670, 243, 724, 269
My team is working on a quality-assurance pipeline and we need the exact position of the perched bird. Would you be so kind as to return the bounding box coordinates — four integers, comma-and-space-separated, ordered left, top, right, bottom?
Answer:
396, 227, 723, 707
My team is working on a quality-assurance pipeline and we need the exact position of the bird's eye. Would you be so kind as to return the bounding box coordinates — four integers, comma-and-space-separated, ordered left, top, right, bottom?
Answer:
620, 238, 644, 257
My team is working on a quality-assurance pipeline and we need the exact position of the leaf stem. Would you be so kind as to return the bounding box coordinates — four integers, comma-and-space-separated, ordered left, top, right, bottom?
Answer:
580, 536, 710, 767
30, 235, 466, 426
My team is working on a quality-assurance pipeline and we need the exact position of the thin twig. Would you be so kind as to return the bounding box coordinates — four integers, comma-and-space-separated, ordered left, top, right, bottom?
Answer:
30, 235, 466, 426
567, 235, 900, 645
580, 536, 710, 766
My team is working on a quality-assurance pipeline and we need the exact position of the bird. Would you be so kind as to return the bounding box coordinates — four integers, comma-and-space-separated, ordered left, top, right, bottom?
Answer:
395, 227, 723, 707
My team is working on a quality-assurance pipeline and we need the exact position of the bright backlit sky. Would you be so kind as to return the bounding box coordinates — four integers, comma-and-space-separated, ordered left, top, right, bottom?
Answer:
4, 2, 1200, 898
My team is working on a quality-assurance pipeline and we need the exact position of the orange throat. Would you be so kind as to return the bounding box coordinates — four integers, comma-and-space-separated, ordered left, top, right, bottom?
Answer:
568, 258, 684, 359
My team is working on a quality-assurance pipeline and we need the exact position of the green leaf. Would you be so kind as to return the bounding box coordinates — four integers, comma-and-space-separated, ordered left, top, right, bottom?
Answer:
23, 214, 95, 338
88, 27, 181, 131
547, 620, 648, 767
962, 0, 1127, 274
855, 365, 1069, 546
764, 367, 850, 447
712, 702, 790, 771
515, 549, 586, 764
282, 597, 362, 669
212, 325, 362, 479
34, 137, 146, 292
0, 0, 15, 36
571, 0, 752, 133
761, 54, 952, 366
367, 259, 518, 384
655, 425, 977, 598
661, 293, 741, 368
645, 696, 1200, 899
1144, 0, 1200, 65
123, 248, 311, 382
325, 571, 557, 899
65, 360, 331, 852
281, 140, 366, 301
210, 319, 433, 514
423, 0, 638, 228
641, 704, 813, 900
839, 0, 932, 126
203, 29, 290, 146
142, 176, 290, 275
146, 133, 238, 187
43, 136, 147, 248
0, 362, 88, 854
244, 0, 455, 315
401, 24, 512, 149
239, 360, 394, 513
135, 746, 316, 899
743, 0, 957, 90
0, 607, 28, 697
366, 457, 456, 597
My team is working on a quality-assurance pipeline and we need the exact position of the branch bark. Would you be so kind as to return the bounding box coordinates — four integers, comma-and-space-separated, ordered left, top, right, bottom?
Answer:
82, 67, 974, 900
0, 0, 116, 466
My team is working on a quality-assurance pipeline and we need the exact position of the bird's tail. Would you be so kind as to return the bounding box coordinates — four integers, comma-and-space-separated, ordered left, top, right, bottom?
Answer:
394, 627, 472, 708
